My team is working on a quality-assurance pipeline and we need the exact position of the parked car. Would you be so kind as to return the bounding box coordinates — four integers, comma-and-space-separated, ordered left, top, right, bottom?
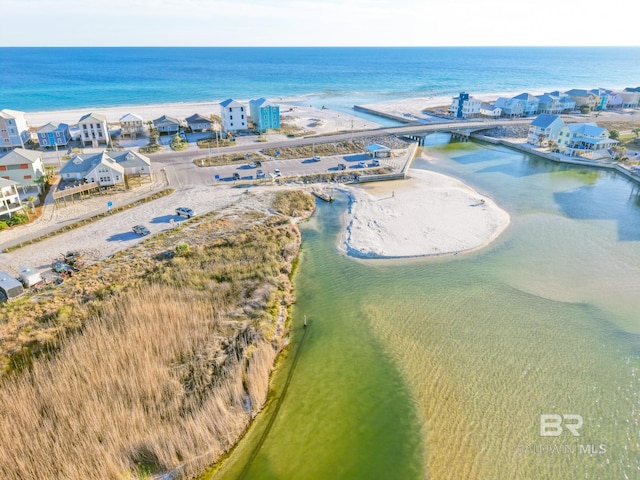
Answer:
132, 224, 151, 236
337, 163, 347, 170
256, 169, 265, 178
311, 155, 321, 162
273, 169, 281, 177
233, 172, 241, 180
358, 161, 368, 168
372, 159, 381, 166
175, 207, 194, 218
255, 160, 262, 167
248, 162, 257, 168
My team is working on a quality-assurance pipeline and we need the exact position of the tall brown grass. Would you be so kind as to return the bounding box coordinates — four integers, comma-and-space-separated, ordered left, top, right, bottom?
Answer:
0, 191, 314, 479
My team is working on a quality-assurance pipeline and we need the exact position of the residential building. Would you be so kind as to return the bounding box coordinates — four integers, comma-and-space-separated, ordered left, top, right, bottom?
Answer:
153, 115, 181, 135
249, 98, 281, 132
78, 113, 109, 147
556, 122, 618, 157
513, 93, 540, 116
119, 113, 145, 139
565, 89, 599, 111
536, 94, 563, 114
59, 150, 151, 186
620, 89, 640, 108
448, 92, 481, 119
479, 103, 502, 119
0, 178, 22, 219
527, 114, 565, 146
545, 91, 577, 112
219, 99, 248, 132
0, 148, 45, 192
185, 114, 213, 133
37, 122, 71, 148
495, 97, 524, 117
0, 109, 30, 150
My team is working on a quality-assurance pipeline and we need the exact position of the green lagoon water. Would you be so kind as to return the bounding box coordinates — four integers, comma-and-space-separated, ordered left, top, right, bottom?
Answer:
212, 136, 640, 480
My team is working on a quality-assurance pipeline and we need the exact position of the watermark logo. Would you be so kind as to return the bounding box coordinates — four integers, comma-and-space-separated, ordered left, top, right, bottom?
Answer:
540, 414, 583, 437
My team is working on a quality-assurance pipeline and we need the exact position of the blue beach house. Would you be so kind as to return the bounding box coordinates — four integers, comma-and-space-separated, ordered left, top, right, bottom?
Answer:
249, 98, 280, 132
37, 122, 71, 148
512, 93, 540, 116
527, 114, 565, 146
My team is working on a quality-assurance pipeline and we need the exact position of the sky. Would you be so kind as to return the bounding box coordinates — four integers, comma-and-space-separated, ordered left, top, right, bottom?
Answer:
1, 0, 637, 47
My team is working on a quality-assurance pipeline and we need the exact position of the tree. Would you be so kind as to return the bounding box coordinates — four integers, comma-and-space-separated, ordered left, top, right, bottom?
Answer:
632, 127, 640, 138
26, 196, 37, 214
608, 129, 620, 140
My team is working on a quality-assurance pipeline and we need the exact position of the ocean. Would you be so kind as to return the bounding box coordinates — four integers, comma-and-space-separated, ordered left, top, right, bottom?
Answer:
1, 46, 640, 113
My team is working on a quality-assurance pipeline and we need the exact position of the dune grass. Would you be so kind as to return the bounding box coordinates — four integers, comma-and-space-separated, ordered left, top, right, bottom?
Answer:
0, 190, 315, 479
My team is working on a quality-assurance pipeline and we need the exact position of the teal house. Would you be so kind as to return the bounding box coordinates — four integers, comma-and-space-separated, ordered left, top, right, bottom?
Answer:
249, 98, 280, 132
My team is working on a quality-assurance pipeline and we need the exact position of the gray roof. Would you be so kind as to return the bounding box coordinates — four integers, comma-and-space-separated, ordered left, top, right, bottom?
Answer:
37, 122, 69, 133
0, 177, 18, 188
79, 112, 107, 123
153, 115, 180, 127
185, 114, 212, 125
60, 150, 149, 176
119, 113, 143, 122
0, 148, 41, 165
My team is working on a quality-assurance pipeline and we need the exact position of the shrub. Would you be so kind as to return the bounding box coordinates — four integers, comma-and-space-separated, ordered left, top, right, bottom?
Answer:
175, 242, 191, 256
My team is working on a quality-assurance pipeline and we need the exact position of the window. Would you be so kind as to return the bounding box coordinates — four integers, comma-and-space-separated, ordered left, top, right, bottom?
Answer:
24, 175, 32, 180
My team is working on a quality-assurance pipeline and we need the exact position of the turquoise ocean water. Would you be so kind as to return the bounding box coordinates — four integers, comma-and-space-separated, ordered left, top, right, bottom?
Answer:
1, 47, 639, 115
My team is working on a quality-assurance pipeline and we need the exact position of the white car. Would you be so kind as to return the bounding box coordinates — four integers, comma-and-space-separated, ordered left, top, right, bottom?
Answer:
273, 169, 282, 177
358, 161, 368, 168
175, 207, 194, 218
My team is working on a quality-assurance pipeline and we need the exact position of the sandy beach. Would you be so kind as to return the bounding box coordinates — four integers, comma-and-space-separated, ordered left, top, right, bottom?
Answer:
340, 168, 510, 258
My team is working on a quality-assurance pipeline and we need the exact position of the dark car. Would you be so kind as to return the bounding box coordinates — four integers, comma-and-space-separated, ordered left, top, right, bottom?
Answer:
337, 163, 347, 170
233, 172, 241, 180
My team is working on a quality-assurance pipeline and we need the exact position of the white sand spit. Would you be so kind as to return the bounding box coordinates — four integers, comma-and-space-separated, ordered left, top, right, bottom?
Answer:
341, 169, 510, 258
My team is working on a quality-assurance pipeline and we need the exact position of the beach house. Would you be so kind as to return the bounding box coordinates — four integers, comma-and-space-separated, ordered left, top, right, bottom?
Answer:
59, 150, 151, 186
545, 92, 577, 112
448, 93, 481, 119
78, 113, 109, 147
185, 114, 213, 133
494, 97, 524, 118
536, 94, 563, 114
556, 122, 618, 158
0, 148, 45, 193
119, 113, 145, 139
153, 115, 181, 135
220, 99, 248, 132
620, 88, 640, 108
512, 93, 540, 116
527, 114, 565, 146
479, 103, 502, 119
0, 178, 22, 219
565, 89, 599, 111
37, 122, 71, 148
249, 98, 280, 132
0, 109, 30, 150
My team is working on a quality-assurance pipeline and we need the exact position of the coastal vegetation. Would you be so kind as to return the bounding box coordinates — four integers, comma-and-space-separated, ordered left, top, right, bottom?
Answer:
0, 190, 315, 479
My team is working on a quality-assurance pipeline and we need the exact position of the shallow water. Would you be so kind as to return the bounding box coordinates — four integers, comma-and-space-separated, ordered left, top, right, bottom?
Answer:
211, 137, 640, 479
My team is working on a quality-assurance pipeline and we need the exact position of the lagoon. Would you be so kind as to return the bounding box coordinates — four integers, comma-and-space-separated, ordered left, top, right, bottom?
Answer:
210, 136, 640, 479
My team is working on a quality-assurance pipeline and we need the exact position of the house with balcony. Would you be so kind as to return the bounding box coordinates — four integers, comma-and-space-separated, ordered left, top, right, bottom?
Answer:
153, 115, 181, 135
0, 178, 22, 219
78, 113, 109, 147
220, 99, 248, 132
185, 114, 213, 133
545, 91, 577, 112
536, 94, 563, 114
37, 122, 71, 148
620, 89, 640, 108
495, 97, 524, 117
0, 109, 30, 150
448, 92, 481, 119
249, 98, 281, 132
59, 150, 151, 186
0, 148, 45, 193
556, 122, 618, 157
527, 114, 565, 146
119, 113, 145, 139
512, 93, 540, 116
565, 89, 599, 111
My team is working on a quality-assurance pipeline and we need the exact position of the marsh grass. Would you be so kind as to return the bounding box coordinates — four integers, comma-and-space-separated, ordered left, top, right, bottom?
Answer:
0, 190, 315, 479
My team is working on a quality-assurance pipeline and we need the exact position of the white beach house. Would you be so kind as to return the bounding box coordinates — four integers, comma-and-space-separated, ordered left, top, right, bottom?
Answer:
0, 109, 30, 150
78, 113, 110, 147
0, 178, 22, 219
449, 93, 481, 119
556, 123, 618, 158
59, 150, 151, 186
220, 99, 247, 133
0, 148, 45, 193
119, 113, 145, 139
527, 114, 565, 146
